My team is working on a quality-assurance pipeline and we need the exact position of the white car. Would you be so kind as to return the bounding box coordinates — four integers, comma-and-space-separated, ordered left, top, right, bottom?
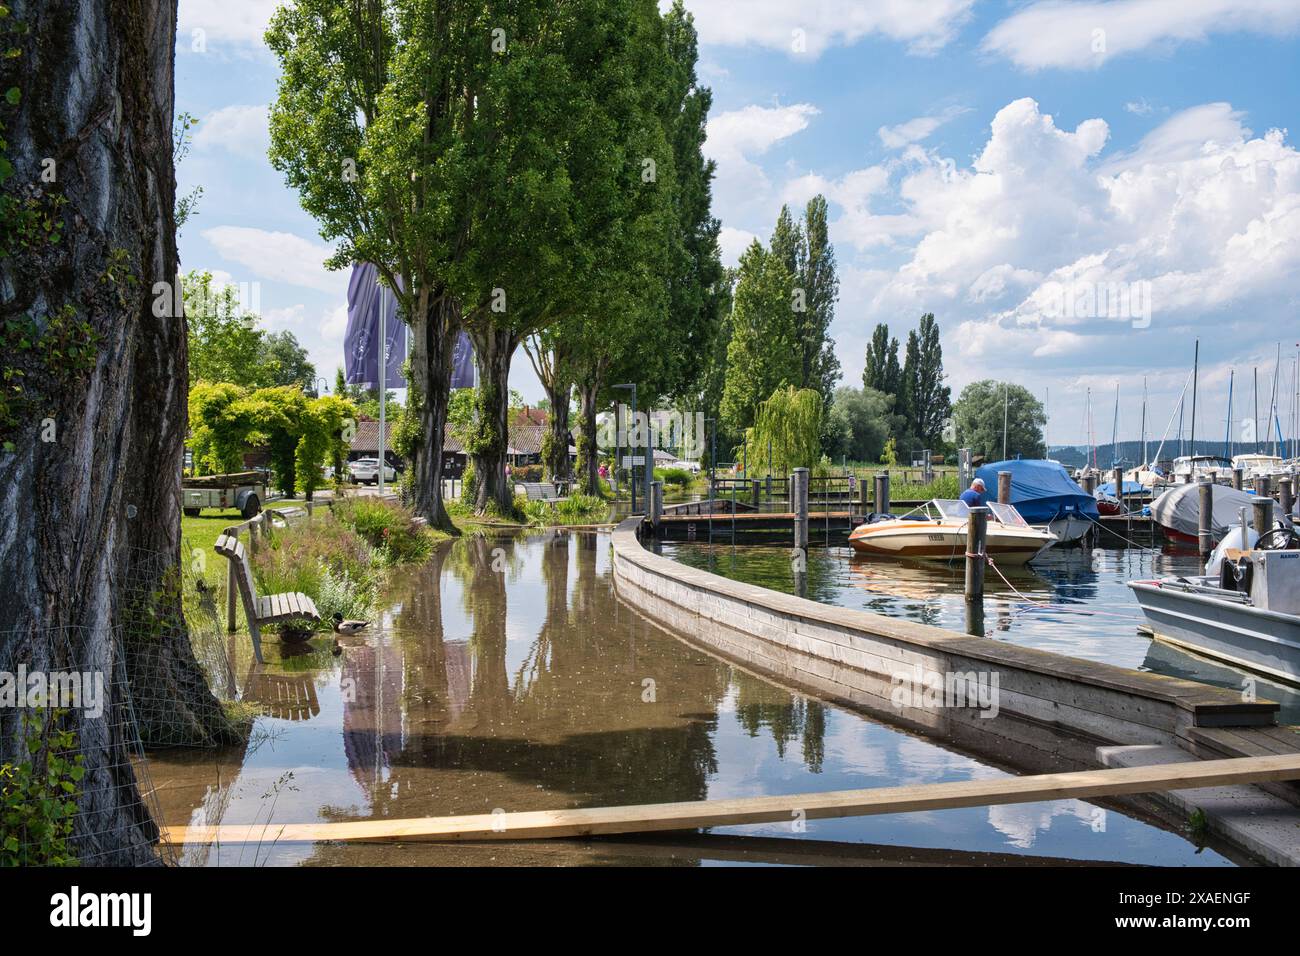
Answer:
673, 460, 702, 474
348, 458, 397, 484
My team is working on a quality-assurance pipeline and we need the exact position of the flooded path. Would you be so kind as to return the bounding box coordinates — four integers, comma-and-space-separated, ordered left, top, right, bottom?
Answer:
151, 532, 1234, 866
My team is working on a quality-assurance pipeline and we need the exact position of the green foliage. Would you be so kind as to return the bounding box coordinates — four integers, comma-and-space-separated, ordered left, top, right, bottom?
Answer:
333, 496, 433, 565
824, 386, 893, 464
519, 492, 609, 526
739, 385, 823, 474
881, 436, 898, 467
655, 466, 693, 488
1, 710, 84, 867
295, 394, 358, 499
185, 271, 316, 390
952, 380, 1047, 461
720, 241, 799, 436
901, 313, 951, 449
252, 512, 379, 625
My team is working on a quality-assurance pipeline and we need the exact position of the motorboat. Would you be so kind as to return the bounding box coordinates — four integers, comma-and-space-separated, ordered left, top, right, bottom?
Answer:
848, 498, 1056, 565
1170, 454, 1232, 483
975, 459, 1098, 545
1231, 454, 1289, 481
1149, 482, 1257, 546
1129, 518, 1300, 686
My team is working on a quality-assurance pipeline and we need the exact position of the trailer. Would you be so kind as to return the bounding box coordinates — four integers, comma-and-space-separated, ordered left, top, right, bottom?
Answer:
182, 471, 266, 519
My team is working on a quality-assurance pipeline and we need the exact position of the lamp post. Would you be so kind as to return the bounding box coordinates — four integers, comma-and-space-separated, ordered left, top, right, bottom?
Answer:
613, 383, 638, 513
314, 376, 329, 397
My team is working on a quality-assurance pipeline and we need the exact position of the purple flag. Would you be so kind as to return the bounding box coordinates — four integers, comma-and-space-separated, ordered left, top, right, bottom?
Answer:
345, 263, 407, 389
451, 330, 475, 389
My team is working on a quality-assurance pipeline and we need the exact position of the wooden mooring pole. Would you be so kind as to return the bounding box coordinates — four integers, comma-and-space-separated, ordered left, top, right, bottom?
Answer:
792, 467, 809, 551
964, 505, 988, 601
1253, 496, 1275, 538
1198, 478, 1214, 558
874, 471, 890, 516
1280, 477, 1294, 522
649, 480, 662, 534
997, 470, 1012, 505
1232, 467, 1244, 491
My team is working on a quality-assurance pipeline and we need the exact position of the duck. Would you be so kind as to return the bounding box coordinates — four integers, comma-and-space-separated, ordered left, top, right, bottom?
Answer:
331, 637, 343, 657
278, 620, 314, 644
331, 612, 370, 636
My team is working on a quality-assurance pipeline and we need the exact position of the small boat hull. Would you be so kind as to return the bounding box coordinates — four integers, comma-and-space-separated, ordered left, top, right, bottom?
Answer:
848, 522, 1052, 565
1128, 578, 1300, 687
1045, 513, 1093, 544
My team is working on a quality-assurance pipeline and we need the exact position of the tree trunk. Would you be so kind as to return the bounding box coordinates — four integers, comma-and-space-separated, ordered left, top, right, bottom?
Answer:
468, 326, 516, 515
0, 0, 237, 865
575, 377, 602, 496
544, 379, 572, 482
405, 293, 458, 531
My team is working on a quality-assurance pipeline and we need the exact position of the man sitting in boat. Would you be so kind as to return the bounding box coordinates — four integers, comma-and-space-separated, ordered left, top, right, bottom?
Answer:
960, 477, 987, 508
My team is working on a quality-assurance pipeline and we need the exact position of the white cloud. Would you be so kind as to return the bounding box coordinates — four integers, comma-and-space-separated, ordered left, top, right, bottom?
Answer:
178, 0, 280, 50
705, 103, 820, 217
201, 226, 346, 295
718, 226, 759, 265
1124, 98, 1155, 116
671, 0, 977, 58
808, 98, 1300, 439
878, 106, 969, 149
982, 0, 1300, 71
193, 104, 270, 160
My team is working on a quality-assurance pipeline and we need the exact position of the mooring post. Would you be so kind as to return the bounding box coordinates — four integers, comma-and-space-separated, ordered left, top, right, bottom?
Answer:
876, 471, 890, 516
1280, 477, 1294, 522
1252, 496, 1275, 538
792, 467, 809, 551
998, 470, 1012, 505
858, 475, 869, 517
1232, 467, 1243, 491
650, 480, 663, 534
1255, 475, 1272, 499
1111, 466, 1123, 514
1081, 471, 1097, 496
1197, 478, 1215, 558
226, 540, 238, 633
964, 506, 988, 602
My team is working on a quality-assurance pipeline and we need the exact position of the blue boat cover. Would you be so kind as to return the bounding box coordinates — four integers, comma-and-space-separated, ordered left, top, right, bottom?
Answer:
1097, 480, 1144, 496
975, 459, 1099, 523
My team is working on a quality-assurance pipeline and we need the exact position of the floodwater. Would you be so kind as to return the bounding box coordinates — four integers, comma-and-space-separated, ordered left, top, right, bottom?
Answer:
150, 531, 1236, 867
658, 534, 1300, 726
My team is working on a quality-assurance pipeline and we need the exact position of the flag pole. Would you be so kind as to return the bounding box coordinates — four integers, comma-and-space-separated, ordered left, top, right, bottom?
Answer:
378, 279, 387, 495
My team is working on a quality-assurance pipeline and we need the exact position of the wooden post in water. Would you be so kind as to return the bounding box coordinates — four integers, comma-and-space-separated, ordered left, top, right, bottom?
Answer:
751, 479, 761, 512
1253, 496, 1274, 538
964, 506, 988, 602
649, 480, 663, 534
1082, 472, 1097, 496
997, 470, 1012, 505
1198, 478, 1215, 558
1254, 475, 1271, 498
1232, 467, 1243, 491
1280, 477, 1294, 522
1112, 466, 1124, 514
858, 475, 870, 516
876, 471, 890, 516
792, 467, 809, 551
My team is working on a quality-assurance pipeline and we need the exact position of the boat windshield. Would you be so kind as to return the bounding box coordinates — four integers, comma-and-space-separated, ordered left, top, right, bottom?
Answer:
987, 501, 1030, 527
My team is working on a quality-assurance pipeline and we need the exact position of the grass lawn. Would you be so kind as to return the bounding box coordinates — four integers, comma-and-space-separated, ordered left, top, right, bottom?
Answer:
180, 508, 246, 561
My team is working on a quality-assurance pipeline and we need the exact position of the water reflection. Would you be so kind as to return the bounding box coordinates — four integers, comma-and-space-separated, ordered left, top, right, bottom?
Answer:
150, 531, 1234, 866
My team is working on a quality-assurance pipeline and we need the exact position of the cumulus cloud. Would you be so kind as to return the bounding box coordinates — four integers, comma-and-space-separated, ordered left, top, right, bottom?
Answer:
705, 103, 820, 216
193, 105, 270, 160
178, 0, 280, 50
811, 98, 1300, 424
667, 0, 976, 58
201, 226, 346, 295
982, 0, 1300, 71
718, 226, 759, 265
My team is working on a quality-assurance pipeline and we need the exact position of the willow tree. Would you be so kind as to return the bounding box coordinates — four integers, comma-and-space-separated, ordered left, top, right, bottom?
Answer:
0, 0, 239, 864
741, 386, 824, 474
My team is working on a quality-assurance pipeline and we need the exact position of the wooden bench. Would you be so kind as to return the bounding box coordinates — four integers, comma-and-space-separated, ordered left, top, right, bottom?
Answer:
519, 481, 565, 504
214, 533, 320, 663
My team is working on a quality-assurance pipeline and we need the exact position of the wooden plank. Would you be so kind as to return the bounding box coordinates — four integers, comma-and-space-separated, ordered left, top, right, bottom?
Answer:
161, 753, 1300, 846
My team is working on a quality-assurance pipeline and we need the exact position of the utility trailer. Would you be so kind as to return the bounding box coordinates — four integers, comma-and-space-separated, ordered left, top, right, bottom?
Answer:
182, 471, 265, 518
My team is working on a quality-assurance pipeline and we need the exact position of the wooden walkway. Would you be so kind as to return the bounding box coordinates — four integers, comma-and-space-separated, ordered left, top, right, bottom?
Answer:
161, 753, 1300, 845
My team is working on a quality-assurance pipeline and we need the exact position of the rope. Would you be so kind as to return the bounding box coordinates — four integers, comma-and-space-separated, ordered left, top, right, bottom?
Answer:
981, 552, 1147, 624
1082, 510, 1161, 553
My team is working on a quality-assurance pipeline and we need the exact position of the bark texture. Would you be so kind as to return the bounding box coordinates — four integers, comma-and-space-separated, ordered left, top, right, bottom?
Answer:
405, 292, 458, 531
0, 0, 234, 865
468, 326, 517, 514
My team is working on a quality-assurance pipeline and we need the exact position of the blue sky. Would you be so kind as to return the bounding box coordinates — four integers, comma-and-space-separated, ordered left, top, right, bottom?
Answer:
175, 0, 1300, 449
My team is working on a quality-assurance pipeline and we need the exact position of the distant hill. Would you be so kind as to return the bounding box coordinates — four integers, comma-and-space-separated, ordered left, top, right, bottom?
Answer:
1048, 439, 1278, 468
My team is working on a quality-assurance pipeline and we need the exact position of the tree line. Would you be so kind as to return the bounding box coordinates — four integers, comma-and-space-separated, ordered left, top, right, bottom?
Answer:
267, 0, 724, 526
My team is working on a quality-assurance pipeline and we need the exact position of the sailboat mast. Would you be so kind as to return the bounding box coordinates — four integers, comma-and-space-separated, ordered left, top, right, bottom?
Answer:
1141, 377, 1148, 467
1269, 342, 1282, 456
1111, 383, 1119, 467
1225, 369, 1233, 459
1189, 339, 1199, 458
1254, 367, 1259, 454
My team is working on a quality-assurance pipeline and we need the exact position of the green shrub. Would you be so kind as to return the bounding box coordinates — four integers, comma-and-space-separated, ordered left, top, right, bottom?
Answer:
1, 710, 83, 866
460, 462, 478, 504
521, 492, 608, 526
333, 496, 432, 565
655, 467, 692, 488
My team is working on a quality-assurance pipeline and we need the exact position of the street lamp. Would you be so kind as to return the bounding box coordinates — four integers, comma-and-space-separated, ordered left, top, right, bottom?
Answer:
314, 376, 329, 397
612, 383, 639, 513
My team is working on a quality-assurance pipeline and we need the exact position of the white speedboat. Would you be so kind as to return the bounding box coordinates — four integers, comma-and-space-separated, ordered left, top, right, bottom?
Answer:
1231, 453, 1289, 481
1129, 522, 1300, 686
848, 499, 1056, 565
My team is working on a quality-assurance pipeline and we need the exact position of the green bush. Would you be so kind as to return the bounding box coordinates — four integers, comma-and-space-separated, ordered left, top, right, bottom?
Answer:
333, 496, 433, 565
1, 710, 84, 867
655, 467, 693, 488
521, 492, 608, 526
